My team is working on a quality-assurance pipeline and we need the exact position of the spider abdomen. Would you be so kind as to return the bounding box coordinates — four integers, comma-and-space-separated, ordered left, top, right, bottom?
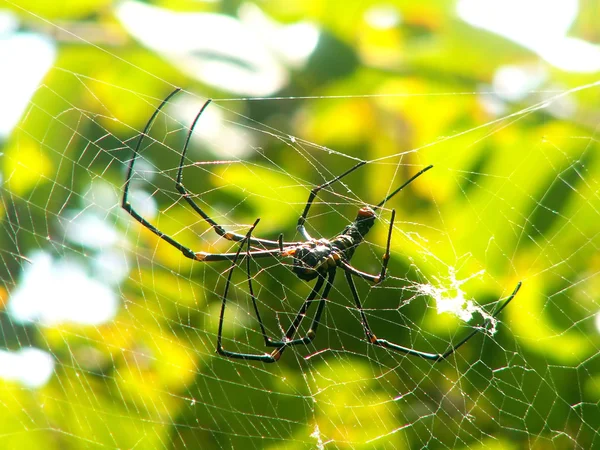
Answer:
331, 207, 376, 260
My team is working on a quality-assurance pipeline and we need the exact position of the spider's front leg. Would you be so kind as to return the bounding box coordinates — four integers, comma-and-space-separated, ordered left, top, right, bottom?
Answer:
122, 88, 198, 261
124, 87, 301, 253
174, 99, 303, 250
340, 163, 433, 284
297, 161, 366, 240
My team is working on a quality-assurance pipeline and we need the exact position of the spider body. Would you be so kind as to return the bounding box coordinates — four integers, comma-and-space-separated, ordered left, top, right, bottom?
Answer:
292, 207, 376, 281
291, 240, 339, 281
123, 88, 521, 363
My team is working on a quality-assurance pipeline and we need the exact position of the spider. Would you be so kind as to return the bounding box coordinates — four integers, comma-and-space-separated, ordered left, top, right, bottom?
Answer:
122, 88, 522, 363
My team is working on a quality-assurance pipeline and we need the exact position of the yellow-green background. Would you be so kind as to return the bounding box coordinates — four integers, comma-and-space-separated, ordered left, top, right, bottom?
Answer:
2, 1, 600, 448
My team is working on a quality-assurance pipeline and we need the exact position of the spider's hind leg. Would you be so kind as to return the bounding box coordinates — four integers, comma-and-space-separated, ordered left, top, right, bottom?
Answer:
269, 268, 335, 361
216, 219, 277, 363
345, 270, 521, 362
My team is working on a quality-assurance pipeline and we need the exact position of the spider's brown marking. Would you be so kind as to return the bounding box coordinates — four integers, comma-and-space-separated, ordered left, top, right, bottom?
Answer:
282, 248, 297, 257
358, 206, 376, 218
271, 348, 283, 361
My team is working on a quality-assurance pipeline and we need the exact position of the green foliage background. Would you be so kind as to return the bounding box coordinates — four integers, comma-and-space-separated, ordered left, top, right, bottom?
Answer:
2, 1, 600, 448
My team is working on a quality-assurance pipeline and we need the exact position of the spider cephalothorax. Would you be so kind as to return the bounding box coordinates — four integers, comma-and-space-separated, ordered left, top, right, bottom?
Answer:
123, 88, 521, 363
291, 240, 337, 281
291, 207, 377, 281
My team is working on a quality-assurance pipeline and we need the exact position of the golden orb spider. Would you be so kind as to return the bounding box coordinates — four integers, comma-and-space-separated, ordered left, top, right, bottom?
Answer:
122, 88, 521, 363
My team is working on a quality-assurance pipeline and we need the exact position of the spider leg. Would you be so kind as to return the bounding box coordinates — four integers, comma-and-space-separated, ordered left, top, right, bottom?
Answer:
270, 268, 336, 361
326, 165, 431, 284
345, 271, 522, 362
122, 88, 200, 260
338, 261, 380, 283
297, 161, 367, 240
216, 218, 278, 362
335, 209, 396, 284
262, 275, 326, 348
244, 227, 295, 348
216, 223, 335, 362
175, 100, 302, 249
195, 248, 285, 262
122, 89, 300, 260
374, 164, 433, 210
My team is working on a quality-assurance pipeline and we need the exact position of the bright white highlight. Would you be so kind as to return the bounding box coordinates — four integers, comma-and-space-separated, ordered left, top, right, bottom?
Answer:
127, 188, 158, 221
63, 211, 119, 249
94, 250, 129, 285
8, 252, 118, 326
0, 348, 55, 388
457, 0, 600, 73
239, 3, 319, 69
364, 5, 402, 29
0, 10, 18, 33
116, 1, 318, 96
594, 312, 600, 334
0, 32, 56, 138
493, 65, 547, 101
173, 97, 255, 159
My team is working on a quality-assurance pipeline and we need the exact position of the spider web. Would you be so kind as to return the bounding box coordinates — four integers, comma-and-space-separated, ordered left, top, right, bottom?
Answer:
2, 3, 600, 449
